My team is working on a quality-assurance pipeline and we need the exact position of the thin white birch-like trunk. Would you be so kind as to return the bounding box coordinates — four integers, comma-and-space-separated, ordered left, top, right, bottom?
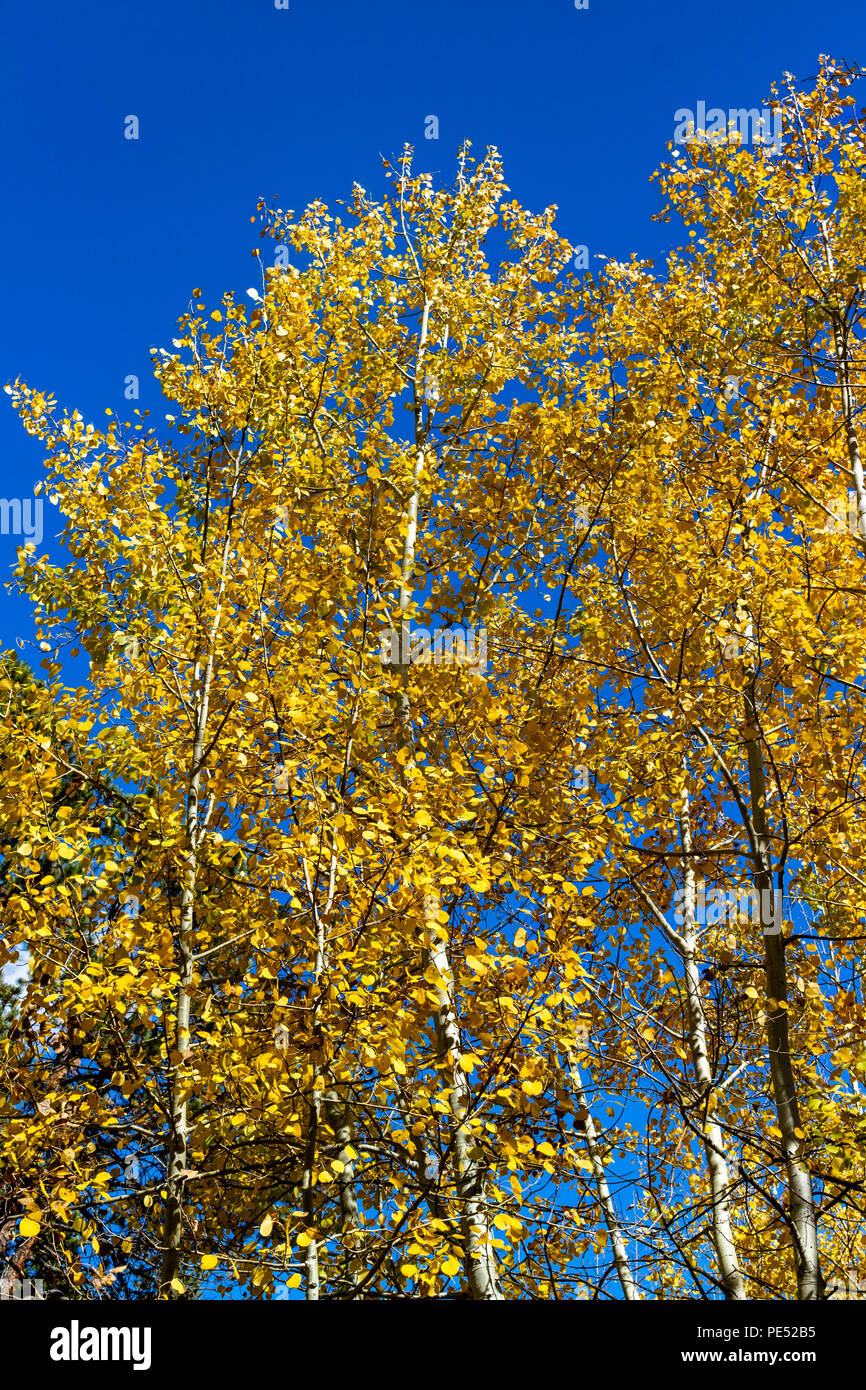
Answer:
324, 1088, 359, 1295
741, 675, 822, 1299
826, 287, 866, 540
731, 409, 823, 1298
300, 1089, 321, 1301
297, 853, 332, 1301
565, 1050, 639, 1299
159, 463, 241, 1295
390, 288, 502, 1298
789, 77, 866, 539
423, 893, 502, 1299
677, 794, 746, 1299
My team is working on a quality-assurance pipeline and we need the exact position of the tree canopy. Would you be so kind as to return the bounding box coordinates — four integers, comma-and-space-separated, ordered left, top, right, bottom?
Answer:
2, 56, 866, 1301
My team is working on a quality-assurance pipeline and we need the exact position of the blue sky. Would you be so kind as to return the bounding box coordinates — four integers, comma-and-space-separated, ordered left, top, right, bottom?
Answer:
1, 0, 865, 652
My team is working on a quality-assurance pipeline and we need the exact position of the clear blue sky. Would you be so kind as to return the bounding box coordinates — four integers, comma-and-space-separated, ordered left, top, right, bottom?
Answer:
1, 0, 865, 653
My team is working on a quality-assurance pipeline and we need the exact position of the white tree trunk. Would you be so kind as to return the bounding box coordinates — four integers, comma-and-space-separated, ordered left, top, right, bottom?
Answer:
423, 894, 502, 1299
159, 462, 242, 1295
678, 794, 746, 1299
742, 680, 822, 1299
392, 293, 503, 1298
565, 1051, 640, 1299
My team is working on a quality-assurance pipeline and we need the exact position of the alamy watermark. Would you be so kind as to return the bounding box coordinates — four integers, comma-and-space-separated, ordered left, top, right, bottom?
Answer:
822, 490, 865, 538
0, 1276, 44, 1299
826, 1272, 866, 1299
673, 103, 783, 154
50, 1322, 152, 1371
673, 880, 782, 936
380, 623, 487, 675
0, 498, 42, 546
